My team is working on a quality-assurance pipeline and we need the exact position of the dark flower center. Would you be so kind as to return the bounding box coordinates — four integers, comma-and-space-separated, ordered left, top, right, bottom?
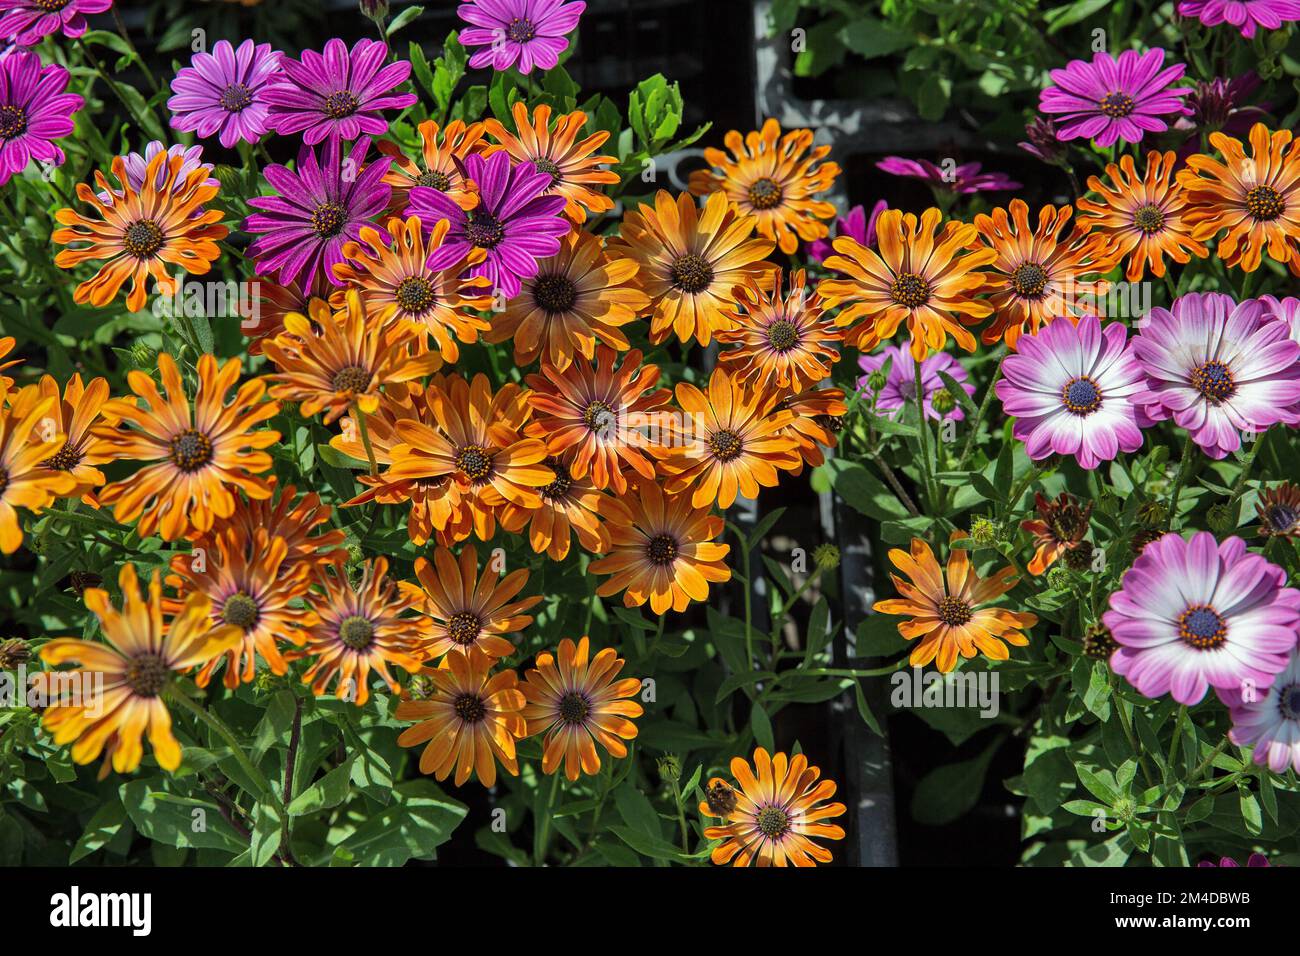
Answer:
222, 592, 260, 630
1010, 261, 1049, 299
533, 156, 562, 188
395, 275, 436, 316
756, 805, 791, 839
1134, 204, 1165, 234
42, 444, 82, 471
937, 595, 972, 626
1082, 625, 1118, 660
1062, 376, 1102, 416
583, 399, 616, 434
455, 443, 493, 481
889, 271, 930, 308
0, 467, 9, 496
669, 253, 714, 294
448, 610, 482, 646
33, 0, 70, 10
558, 691, 591, 725
219, 83, 253, 113
506, 17, 536, 42
454, 693, 487, 723
533, 273, 578, 314
767, 319, 799, 353
1264, 502, 1300, 532
748, 177, 783, 210
1191, 360, 1234, 403
338, 615, 375, 650
331, 365, 371, 394
1246, 185, 1285, 222
1098, 91, 1135, 118
0, 105, 27, 140
416, 169, 451, 190
645, 533, 678, 566
123, 219, 165, 259
125, 653, 171, 697
169, 428, 213, 472
707, 428, 744, 462
1279, 684, 1300, 721
540, 457, 572, 500
323, 90, 360, 120
1178, 604, 1226, 650
466, 210, 505, 249
312, 202, 347, 238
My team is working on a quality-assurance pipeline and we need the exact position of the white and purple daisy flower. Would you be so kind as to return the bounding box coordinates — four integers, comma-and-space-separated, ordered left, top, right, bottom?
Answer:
265, 37, 415, 147
0, 49, 81, 187
858, 345, 973, 422
1105, 532, 1300, 705
245, 136, 392, 290
1132, 292, 1300, 460
995, 314, 1147, 469
1178, 0, 1300, 38
168, 39, 281, 149
1038, 48, 1191, 147
0, 0, 110, 46
457, 0, 586, 75
406, 149, 569, 300
1222, 648, 1300, 775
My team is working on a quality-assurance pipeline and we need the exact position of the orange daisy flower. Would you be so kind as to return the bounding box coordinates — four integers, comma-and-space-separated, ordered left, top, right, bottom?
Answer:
590, 479, 731, 614
717, 268, 842, 391
972, 199, 1109, 348
399, 545, 542, 661
377, 118, 486, 216
499, 454, 622, 560
261, 289, 441, 426
38, 564, 241, 776
242, 278, 322, 355
289, 557, 429, 707
1177, 123, 1300, 273
520, 636, 643, 781
1075, 150, 1208, 281
657, 366, 801, 509
817, 207, 995, 359
524, 346, 673, 494
1021, 492, 1093, 576
203, 480, 347, 571
606, 190, 775, 346
485, 229, 647, 371
775, 386, 847, 473
395, 645, 527, 787
0, 337, 18, 389
483, 102, 618, 223
688, 118, 840, 255
52, 150, 227, 313
0, 387, 76, 553
7, 373, 112, 505
331, 216, 494, 363
94, 353, 279, 542
873, 533, 1038, 673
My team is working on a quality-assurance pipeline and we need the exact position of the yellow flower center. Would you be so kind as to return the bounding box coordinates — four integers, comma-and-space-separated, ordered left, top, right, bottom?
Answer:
331, 365, 371, 395
1133, 204, 1164, 234
583, 399, 616, 434
466, 211, 505, 249
395, 275, 436, 316
540, 457, 573, 500
1190, 360, 1234, 403
533, 156, 562, 188
455, 443, 493, 481
219, 82, 253, 113
323, 90, 360, 119
311, 202, 347, 238
707, 428, 744, 462
506, 17, 536, 42
416, 169, 451, 191
42, 444, 82, 471
0, 105, 27, 140
756, 805, 791, 838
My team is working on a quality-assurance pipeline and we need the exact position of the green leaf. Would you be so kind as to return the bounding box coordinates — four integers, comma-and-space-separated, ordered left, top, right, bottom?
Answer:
613, 781, 662, 841
828, 459, 909, 520
386, 4, 425, 36
337, 780, 467, 866
838, 17, 912, 59
750, 703, 775, 753
70, 798, 129, 863
287, 756, 357, 816
911, 743, 997, 825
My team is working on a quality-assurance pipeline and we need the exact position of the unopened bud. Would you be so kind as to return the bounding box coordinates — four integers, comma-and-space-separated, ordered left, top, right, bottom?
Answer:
812, 542, 840, 571
1206, 502, 1234, 534
0, 639, 31, 669
657, 754, 681, 783
969, 517, 996, 547
930, 388, 955, 415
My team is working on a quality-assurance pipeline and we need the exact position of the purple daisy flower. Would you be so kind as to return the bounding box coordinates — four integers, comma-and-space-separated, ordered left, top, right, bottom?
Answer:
0, 0, 111, 46
458, 0, 586, 75
1132, 293, 1300, 460
168, 39, 281, 149
245, 136, 392, 290
1039, 48, 1191, 148
1197, 854, 1271, 867
405, 149, 569, 299
1018, 116, 1067, 164
264, 38, 415, 147
808, 200, 886, 263
0, 50, 81, 187
995, 314, 1147, 469
875, 156, 1020, 194
1178, 0, 1300, 37
858, 345, 973, 422
1104, 531, 1300, 706
1223, 648, 1300, 775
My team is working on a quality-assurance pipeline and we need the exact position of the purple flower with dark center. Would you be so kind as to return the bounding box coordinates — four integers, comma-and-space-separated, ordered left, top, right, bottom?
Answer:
168, 39, 281, 148
1178, 0, 1300, 37
1018, 116, 1067, 164
264, 37, 415, 147
875, 156, 1020, 194
808, 200, 886, 263
1222, 648, 1300, 775
245, 136, 392, 290
457, 0, 586, 75
406, 149, 569, 299
1104, 531, 1300, 705
0, 50, 81, 187
858, 345, 973, 421
1039, 48, 1191, 148
1132, 292, 1300, 460
0, 0, 111, 46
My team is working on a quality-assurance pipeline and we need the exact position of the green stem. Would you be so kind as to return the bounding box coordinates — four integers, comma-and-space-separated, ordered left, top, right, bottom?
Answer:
1165, 705, 1188, 782
1112, 685, 1157, 788
169, 688, 273, 799
1165, 432, 1198, 529
913, 355, 937, 513
669, 777, 690, 853
534, 771, 562, 866
355, 404, 379, 477
111, 5, 160, 93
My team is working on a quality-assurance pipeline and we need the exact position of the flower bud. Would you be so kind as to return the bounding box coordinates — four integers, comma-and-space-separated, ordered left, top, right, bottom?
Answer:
930, 388, 955, 415
1206, 502, 1235, 534
866, 369, 888, 392
1046, 566, 1073, 591
969, 517, 996, 547
812, 542, 840, 571
1136, 500, 1167, 527
657, 754, 681, 784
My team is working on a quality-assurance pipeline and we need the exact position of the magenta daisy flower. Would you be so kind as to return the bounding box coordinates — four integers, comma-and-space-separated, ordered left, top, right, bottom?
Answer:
1222, 648, 1300, 775
1178, 0, 1300, 37
264, 37, 415, 147
875, 156, 1020, 194
858, 345, 973, 422
1105, 532, 1300, 705
168, 39, 281, 148
808, 200, 886, 263
405, 149, 569, 299
1039, 48, 1191, 147
245, 136, 392, 290
0, 0, 110, 46
0, 50, 81, 187
457, 0, 586, 75
1197, 854, 1271, 867
1132, 293, 1300, 460
994, 314, 1147, 469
